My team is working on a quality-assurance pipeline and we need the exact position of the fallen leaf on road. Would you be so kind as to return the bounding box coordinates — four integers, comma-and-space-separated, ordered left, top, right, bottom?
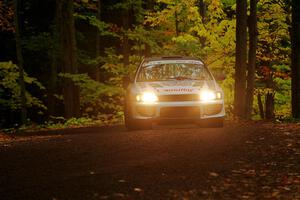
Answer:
134, 188, 142, 192
283, 132, 291, 135
282, 186, 291, 191
242, 195, 250, 199
262, 186, 271, 190
209, 172, 219, 177
232, 169, 241, 174
287, 143, 293, 147
245, 169, 256, 176
113, 193, 125, 198
272, 191, 280, 197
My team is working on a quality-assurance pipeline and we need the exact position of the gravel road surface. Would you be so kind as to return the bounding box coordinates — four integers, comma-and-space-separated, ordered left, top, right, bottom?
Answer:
0, 122, 300, 199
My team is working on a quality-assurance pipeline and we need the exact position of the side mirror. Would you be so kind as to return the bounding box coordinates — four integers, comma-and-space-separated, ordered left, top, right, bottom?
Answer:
122, 76, 132, 88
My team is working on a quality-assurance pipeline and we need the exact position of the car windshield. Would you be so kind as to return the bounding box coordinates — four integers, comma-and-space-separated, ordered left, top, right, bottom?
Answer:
137, 60, 212, 82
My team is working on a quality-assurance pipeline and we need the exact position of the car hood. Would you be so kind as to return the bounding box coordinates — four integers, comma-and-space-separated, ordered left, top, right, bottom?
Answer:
133, 80, 218, 95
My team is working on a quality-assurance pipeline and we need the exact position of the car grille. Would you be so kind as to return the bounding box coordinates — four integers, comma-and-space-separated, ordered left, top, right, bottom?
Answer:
160, 107, 200, 118
158, 94, 199, 102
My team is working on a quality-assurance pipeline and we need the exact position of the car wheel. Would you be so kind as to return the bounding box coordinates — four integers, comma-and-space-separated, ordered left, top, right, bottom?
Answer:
125, 103, 152, 131
197, 117, 224, 128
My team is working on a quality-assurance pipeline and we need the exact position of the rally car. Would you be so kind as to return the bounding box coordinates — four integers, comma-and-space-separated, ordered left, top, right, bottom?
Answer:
123, 56, 225, 130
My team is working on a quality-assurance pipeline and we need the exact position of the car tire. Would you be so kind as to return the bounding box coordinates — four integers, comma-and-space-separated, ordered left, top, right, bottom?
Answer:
124, 103, 152, 131
197, 117, 224, 128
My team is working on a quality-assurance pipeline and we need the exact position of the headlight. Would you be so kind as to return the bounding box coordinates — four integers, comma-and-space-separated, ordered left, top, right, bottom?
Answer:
200, 90, 222, 101
136, 92, 158, 103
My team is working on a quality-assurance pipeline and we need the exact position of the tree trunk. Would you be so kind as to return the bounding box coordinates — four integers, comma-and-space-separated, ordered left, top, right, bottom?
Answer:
291, 0, 300, 118
257, 93, 264, 119
198, 0, 206, 23
48, 0, 60, 117
234, 0, 247, 118
95, 0, 101, 82
57, 0, 80, 119
198, 0, 207, 47
245, 0, 257, 119
265, 91, 275, 120
175, 10, 179, 37
122, 0, 130, 66
144, 0, 154, 57
13, 0, 27, 125
47, 42, 58, 117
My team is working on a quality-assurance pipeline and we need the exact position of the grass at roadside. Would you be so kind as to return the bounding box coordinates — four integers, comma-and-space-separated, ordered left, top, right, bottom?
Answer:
1, 114, 124, 135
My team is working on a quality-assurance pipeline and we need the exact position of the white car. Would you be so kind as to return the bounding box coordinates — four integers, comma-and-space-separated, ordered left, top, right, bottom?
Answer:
123, 56, 225, 130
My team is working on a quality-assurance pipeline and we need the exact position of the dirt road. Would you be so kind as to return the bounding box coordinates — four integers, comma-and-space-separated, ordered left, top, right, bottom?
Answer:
0, 122, 300, 199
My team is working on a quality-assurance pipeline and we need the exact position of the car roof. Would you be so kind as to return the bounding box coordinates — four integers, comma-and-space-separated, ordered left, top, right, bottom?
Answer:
143, 56, 204, 63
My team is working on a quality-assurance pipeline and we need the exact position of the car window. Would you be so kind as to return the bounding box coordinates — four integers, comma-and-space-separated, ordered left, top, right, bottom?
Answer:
137, 60, 212, 82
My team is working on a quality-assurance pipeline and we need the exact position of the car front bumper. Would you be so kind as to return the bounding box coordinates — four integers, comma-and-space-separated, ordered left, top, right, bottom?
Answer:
130, 100, 225, 121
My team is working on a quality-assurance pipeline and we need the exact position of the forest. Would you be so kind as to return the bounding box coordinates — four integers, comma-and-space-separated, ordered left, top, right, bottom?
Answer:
0, 0, 300, 129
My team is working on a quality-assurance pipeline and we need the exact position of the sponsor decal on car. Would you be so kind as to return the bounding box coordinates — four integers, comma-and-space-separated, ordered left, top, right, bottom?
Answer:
156, 87, 199, 94
161, 88, 194, 92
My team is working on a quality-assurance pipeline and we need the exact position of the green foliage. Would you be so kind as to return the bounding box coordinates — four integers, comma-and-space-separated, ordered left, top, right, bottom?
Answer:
127, 25, 162, 55
74, 14, 119, 37
13, 114, 125, 132
63, 117, 93, 126
35, 117, 95, 130
0, 61, 46, 111
22, 32, 54, 53
59, 72, 122, 117
111, 0, 145, 23
274, 76, 291, 119
221, 0, 235, 7
253, 0, 291, 119
257, 0, 290, 65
